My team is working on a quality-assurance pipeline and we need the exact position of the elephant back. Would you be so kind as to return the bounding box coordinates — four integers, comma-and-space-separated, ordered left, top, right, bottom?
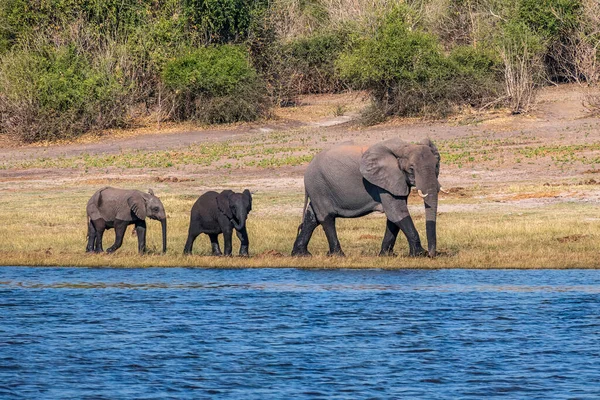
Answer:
87, 187, 137, 222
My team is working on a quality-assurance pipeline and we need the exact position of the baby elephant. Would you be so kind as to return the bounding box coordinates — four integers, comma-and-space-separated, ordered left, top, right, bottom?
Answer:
184, 190, 252, 256
86, 187, 167, 254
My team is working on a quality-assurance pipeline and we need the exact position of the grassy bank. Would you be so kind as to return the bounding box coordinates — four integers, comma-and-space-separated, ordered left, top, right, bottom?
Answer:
1, 184, 599, 269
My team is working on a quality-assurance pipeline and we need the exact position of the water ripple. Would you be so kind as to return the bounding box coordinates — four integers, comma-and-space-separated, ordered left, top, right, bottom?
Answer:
0, 267, 599, 399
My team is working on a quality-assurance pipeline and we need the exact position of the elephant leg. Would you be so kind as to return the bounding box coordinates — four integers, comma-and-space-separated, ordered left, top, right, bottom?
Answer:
86, 220, 96, 253
379, 219, 400, 256
322, 215, 345, 257
184, 230, 200, 255
292, 203, 320, 256
107, 220, 128, 253
236, 227, 249, 257
398, 217, 426, 257
209, 234, 222, 256
222, 229, 233, 256
92, 219, 106, 253
380, 193, 425, 257
135, 221, 147, 255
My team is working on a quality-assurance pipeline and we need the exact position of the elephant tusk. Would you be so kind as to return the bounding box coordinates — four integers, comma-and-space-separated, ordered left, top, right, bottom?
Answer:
418, 190, 428, 198
440, 187, 450, 194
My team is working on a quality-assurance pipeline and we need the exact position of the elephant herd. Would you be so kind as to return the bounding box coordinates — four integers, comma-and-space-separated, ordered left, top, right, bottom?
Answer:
85, 138, 444, 258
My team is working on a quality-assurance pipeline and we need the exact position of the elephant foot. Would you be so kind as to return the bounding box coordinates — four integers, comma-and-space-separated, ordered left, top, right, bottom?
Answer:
327, 250, 345, 257
408, 248, 427, 257
292, 249, 312, 257
379, 250, 397, 257
212, 252, 223, 257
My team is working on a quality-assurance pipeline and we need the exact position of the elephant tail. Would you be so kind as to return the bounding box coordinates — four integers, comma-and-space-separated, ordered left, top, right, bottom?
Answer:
298, 192, 309, 234
86, 216, 91, 240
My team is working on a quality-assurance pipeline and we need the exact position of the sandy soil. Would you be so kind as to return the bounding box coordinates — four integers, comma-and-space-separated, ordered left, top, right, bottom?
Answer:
1, 84, 599, 207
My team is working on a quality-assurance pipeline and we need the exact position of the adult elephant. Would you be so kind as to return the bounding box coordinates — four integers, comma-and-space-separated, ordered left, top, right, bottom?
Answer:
292, 138, 444, 258
86, 187, 167, 254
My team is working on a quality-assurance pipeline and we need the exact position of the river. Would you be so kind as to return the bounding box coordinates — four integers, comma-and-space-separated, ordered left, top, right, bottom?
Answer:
1, 267, 599, 398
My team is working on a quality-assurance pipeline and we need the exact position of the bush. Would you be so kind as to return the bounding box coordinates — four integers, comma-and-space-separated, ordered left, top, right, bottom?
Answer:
0, 45, 128, 142
184, 0, 267, 44
497, 21, 546, 113
517, 0, 581, 39
337, 6, 501, 119
448, 46, 503, 106
516, 0, 583, 82
161, 45, 269, 123
280, 29, 349, 94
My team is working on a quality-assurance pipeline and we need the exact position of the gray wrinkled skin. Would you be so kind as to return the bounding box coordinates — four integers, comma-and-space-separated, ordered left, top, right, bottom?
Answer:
292, 138, 441, 258
184, 189, 252, 257
86, 187, 167, 254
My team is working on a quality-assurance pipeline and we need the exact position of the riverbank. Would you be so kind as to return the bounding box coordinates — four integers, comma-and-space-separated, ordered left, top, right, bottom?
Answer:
1, 85, 599, 269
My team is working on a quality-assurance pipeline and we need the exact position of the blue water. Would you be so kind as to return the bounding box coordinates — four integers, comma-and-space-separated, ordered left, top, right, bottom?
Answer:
1, 268, 599, 399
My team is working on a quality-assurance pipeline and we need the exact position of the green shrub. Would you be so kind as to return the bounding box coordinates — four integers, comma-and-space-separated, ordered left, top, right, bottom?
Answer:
280, 29, 349, 94
184, 0, 267, 43
496, 20, 546, 113
0, 0, 154, 52
517, 0, 581, 39
162, 45, 269, 122
0, 45, 128, 142
448, 46, 503, 106
337, 6, 501, 119
515, 0, 583, 82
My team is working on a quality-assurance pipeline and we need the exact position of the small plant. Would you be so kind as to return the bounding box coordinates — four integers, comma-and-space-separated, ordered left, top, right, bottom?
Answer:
333, 104, 347, 116
583, 87, 600, 116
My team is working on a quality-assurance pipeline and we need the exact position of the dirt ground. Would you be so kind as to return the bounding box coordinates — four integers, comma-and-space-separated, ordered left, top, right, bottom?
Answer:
1, 84, 600, 268
1, 85, 599, 199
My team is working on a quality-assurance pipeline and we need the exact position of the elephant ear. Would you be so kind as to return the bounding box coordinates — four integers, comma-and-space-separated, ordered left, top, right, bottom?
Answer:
217, 190, 234, 219
242, 189, 252, 212
360, 139, 410, 197
127, 192, 147, 220
421, 138, 440, 177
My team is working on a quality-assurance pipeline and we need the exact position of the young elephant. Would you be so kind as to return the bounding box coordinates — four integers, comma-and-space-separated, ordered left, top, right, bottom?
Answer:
86, 187, 167, 254
184, 189, 252, 256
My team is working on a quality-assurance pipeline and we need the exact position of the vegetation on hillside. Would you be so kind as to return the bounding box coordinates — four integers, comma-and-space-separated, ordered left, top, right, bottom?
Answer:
0, 0, 599, 141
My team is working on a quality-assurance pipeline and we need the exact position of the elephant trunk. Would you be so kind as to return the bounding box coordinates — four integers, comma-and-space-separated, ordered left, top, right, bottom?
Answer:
161, 218, 167, 253
424, 192, 438, 258
233, 209, 247, 231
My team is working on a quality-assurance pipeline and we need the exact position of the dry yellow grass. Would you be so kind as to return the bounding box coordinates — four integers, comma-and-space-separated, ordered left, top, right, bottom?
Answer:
0, 183, 599, 269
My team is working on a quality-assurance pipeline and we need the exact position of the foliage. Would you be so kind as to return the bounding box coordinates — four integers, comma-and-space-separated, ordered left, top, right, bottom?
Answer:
497, 20, 545, 113
281, 29, 350, 94
1, 0, 599, 140
517, 0, 581, 39
0, 45, 128, 142
183, 0, 267, 43
162, 45, 269, 122
337, 6, 501, 118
